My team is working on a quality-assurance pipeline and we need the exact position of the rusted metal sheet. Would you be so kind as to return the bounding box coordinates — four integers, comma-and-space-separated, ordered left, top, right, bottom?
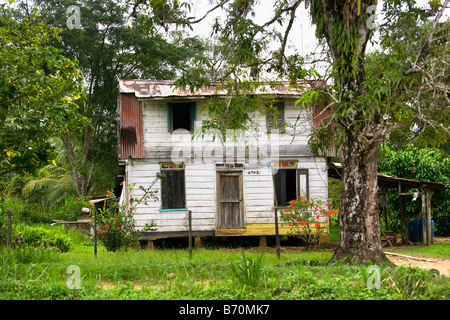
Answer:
120, 93, 144, 159
119, 79, 307, 98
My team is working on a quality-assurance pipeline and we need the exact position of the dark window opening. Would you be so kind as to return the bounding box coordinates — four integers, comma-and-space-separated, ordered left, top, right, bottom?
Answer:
161, 166, 186, 209
274, 168, 309, 206
172, 104, 191, 131
168, 102, 196, 132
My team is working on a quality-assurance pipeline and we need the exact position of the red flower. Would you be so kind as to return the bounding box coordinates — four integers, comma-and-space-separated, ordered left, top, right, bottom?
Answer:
298, 221, 302, 225
304, 221, 308, 225
316, 215, 320, 219
283, 209, 287, 212
105, 225, 109, 228
302, 199, 306, 203
75, 197, 79, 200
121, 234, 124, 237
336, 209, 340, 213
107, 191, 111, 195
314, 206, 318, 211
325, 203, 330, 207
315, 223, 321, 228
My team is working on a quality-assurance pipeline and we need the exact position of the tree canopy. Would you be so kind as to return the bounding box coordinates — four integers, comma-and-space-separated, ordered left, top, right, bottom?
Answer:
30, 0, 207, 196
0, 3, 85, 176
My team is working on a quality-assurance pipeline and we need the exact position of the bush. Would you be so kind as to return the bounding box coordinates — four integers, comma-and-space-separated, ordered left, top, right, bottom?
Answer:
95, 183, 158, 252
55, 196, 92, 221
280, 195, 338, 250
1, 197, 53, 224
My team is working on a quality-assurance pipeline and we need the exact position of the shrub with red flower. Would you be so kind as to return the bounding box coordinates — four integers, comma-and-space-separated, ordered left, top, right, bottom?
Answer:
94, 181, 158, 252
280, 195, 336, 250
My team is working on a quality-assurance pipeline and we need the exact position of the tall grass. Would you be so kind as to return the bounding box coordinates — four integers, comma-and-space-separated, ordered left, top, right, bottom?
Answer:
230, 252, 267, 288
0, 224, 449, 300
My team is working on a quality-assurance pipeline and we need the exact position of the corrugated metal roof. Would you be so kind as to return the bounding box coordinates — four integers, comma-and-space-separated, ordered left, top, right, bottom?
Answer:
328, 163, 447, 191
119, 79, 309, 98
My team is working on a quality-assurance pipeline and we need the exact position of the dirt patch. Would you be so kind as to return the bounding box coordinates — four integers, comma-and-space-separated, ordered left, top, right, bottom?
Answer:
383, 236, 450, 277
385, 255, 450, 277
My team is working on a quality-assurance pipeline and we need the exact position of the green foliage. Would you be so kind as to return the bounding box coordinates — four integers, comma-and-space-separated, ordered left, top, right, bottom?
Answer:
22, 143, 76, 210
1, 244, 448, 300
0, 2, 85, 176
95, 182, 159, 252
1, 245, 60, 264
378, 146, 450, 235
1, 197, 53, 225
55, 196, 92, 221
31, 0, 207, 196
280, 195, 337, 250
230, 252, 267, 288
13, 224, 72, 252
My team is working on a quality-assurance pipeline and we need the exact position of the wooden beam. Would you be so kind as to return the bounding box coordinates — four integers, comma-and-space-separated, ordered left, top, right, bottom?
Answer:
398, 183, 408, 243
421, 190, 427, 245
427, 189, 434, 244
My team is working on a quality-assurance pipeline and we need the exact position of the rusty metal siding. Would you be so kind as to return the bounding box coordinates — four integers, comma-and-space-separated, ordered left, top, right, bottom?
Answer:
120, 93, 144, 159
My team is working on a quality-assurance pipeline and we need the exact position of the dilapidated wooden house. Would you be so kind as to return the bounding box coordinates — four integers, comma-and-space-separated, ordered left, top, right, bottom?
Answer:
118, 79, 334, 246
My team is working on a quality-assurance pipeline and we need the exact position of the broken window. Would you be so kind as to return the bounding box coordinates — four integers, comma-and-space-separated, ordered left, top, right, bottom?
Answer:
160, 163, 186, 209
167, 102, 196, 132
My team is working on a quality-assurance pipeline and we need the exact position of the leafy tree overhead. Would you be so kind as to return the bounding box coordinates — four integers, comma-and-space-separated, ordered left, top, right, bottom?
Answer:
0, 2, 85, 177
31, 0, 206, 197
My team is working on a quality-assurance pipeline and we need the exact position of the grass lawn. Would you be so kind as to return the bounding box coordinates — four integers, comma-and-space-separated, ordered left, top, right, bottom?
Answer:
0, 224, 449, 301
385, 242, 450, 260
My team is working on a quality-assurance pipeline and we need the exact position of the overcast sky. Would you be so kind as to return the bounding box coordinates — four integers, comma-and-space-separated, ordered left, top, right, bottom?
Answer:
187, 0, 448, 56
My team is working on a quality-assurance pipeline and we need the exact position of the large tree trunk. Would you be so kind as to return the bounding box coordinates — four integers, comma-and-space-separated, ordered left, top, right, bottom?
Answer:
61, 132, 96, 197
331, 127, 387, 264
310, 0, 388, 264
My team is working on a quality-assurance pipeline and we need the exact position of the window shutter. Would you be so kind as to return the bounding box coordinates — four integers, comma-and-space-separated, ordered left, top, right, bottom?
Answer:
167, 102, 173, 132
161, 169, 186, 209
189, 102, 196, 132
274, 169, 286, 206
297, 169, 309, 199
266, 101, 284, 130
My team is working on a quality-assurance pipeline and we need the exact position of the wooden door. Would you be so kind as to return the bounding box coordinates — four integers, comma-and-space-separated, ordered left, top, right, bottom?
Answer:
217, 172, 243, 229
